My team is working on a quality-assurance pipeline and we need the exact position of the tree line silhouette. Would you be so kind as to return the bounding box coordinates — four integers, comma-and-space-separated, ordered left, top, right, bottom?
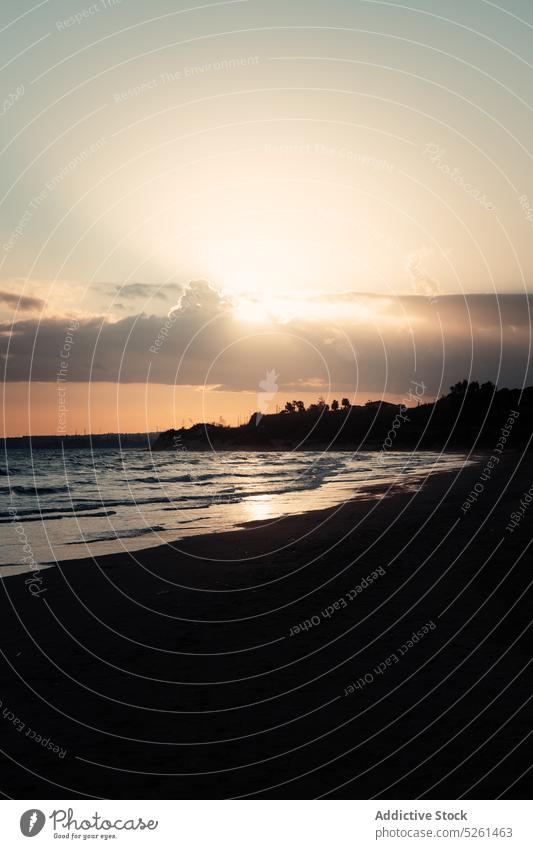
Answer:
283, 397, 351, 414
153, 380, 532, 452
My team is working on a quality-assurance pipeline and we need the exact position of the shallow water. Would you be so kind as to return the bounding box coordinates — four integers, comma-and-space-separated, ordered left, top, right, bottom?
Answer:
0, 447, 470, 573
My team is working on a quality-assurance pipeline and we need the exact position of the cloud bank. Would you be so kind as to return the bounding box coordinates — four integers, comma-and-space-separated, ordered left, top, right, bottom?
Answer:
1, 281, 531, 397
0, 290, 45, 312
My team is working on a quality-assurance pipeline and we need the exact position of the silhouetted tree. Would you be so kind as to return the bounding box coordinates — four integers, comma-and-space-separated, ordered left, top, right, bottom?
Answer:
341, 398, 351, 410
450, 380, 468, 395
284, 401, 295, 414
331, 399, 339, 411
295, 400, 306, 413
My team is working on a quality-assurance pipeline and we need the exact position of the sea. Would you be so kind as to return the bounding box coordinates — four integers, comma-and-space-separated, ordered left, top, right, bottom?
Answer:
0, 448, 470, 575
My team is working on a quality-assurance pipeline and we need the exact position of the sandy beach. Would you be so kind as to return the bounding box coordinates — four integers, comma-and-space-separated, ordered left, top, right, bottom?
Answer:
0, 453, 531, 799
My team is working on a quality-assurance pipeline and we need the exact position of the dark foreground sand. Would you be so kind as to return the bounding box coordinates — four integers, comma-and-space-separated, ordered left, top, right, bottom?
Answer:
0, 454, 531, 799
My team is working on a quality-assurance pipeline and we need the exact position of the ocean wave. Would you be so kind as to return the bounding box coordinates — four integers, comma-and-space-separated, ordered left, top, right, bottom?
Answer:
0, 509, 118, 523
10, 484, 71, 496
70, 525, 166, 544
0, 448, 471, 569
129, 473, 193, 484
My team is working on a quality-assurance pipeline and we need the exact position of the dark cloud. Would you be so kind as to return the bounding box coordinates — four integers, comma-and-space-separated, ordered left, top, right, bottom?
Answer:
0, 290, 44, 311
88, 281, 184, 312
1, 283, 532, 396
112, 282, 183, 301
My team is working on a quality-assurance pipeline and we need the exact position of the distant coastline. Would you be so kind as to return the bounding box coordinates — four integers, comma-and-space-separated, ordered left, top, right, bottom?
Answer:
3, 382, 531, 453
1, 432, 158, 450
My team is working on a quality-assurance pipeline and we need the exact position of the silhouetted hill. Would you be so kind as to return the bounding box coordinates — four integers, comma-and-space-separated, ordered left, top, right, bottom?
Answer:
2, 432, 158, 450
152, 383, 533, 452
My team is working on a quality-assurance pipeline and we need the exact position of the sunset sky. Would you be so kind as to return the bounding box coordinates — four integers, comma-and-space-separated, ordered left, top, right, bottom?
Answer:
2, 0, 532, 435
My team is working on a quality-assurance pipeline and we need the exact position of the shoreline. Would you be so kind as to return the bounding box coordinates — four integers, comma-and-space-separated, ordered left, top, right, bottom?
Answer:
2, 451, 477, 577
0, 453, 531, 798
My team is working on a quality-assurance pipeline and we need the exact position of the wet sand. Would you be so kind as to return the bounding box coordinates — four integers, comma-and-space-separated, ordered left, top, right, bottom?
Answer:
0, 454, 531, 799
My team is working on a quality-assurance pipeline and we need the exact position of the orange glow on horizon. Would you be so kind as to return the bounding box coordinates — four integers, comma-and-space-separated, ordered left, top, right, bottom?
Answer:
1, 382, 421, 438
